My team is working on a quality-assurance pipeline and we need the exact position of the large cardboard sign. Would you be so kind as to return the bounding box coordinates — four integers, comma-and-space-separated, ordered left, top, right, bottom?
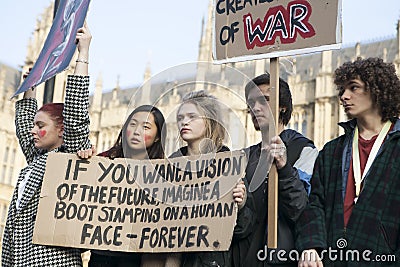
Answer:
33, 151, 246, 252
213, 0, 342, 62
13, 0, 91, 97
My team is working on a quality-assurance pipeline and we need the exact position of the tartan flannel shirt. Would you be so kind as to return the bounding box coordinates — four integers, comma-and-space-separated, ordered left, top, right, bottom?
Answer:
295, 118, 400, 266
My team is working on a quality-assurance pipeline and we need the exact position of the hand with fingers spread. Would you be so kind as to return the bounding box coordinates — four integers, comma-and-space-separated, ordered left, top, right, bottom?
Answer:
233, 180, 247, 210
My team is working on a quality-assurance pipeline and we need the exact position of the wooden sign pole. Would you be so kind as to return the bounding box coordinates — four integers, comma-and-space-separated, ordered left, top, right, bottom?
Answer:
267, 57, 280, 248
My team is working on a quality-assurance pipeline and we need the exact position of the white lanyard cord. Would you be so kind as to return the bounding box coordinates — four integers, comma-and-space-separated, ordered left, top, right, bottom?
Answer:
352, 121, 391, 197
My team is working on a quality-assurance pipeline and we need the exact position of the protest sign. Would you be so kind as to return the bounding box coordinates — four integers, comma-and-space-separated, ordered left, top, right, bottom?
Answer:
33, 151, 246, 252
213, 0, 341, 62
12, 0, 91, 97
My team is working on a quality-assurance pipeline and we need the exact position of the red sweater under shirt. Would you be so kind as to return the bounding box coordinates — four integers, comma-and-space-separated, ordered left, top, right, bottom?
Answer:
343, 134, 378, 226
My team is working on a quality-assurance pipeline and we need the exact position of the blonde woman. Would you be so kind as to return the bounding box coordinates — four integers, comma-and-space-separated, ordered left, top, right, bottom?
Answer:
171, 90, 249, 267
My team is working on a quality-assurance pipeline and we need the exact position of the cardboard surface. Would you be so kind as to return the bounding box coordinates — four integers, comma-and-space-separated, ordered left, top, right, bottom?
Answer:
33, 151, 246, 252
213, 0, 341, 62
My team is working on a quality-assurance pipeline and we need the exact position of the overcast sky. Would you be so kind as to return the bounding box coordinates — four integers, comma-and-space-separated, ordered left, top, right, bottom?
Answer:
1, 1, 399, 93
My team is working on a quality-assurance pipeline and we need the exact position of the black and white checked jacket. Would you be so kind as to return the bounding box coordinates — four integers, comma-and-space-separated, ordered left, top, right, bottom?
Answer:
2, 75, 91, 267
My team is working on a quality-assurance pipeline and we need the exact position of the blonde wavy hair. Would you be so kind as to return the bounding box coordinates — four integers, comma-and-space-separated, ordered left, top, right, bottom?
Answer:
178, 90, 226, 153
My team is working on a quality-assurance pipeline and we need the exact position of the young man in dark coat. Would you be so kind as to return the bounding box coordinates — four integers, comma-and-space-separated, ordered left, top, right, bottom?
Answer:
296, 57, 400, 266
232, 73, 318, 267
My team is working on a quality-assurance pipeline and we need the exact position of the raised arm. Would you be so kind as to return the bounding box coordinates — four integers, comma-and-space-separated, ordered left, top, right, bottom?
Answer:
74, 22, 90, 76
62, 23, 92, 153
15, 73, 38, 163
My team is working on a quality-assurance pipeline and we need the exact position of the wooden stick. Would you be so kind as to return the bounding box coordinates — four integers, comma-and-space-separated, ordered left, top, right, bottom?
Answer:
267, 57, 280, 248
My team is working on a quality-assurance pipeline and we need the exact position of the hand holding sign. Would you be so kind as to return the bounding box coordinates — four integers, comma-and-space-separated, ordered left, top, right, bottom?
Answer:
263, 136, 287, 170
75, 22, 91, 53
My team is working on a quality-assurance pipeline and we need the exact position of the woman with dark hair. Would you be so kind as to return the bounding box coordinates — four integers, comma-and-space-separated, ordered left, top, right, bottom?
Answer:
98, 105, 166, 160
1, 24, 92, 267
85, 104, 166, 267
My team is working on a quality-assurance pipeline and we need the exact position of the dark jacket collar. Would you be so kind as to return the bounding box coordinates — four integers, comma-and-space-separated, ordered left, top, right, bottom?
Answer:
338, 119, 357, 134
338, 118, 400, 135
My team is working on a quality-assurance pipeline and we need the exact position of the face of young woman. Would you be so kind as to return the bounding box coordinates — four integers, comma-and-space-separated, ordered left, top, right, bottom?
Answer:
340, 78, 375, 119
177, 103, 207, 145
31, 111, 63, 151
125, 111, 158, 152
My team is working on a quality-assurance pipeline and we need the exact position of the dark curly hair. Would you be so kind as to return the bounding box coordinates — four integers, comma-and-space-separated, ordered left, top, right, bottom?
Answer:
334, 57, 400, 121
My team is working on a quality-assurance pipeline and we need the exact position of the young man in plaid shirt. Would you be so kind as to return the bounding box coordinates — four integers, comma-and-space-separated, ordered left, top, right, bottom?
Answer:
296, 57, 400, 266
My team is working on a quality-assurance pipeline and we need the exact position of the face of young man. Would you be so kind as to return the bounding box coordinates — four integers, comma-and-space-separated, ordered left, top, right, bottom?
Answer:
247, 84, 271, 131
339, 78, 376, 119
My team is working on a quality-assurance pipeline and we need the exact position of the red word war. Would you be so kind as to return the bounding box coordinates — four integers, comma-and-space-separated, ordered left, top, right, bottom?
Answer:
243, 0, 315, 49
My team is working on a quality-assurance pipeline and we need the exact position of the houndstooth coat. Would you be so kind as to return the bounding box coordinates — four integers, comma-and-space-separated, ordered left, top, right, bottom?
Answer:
2, 76, 91, 267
